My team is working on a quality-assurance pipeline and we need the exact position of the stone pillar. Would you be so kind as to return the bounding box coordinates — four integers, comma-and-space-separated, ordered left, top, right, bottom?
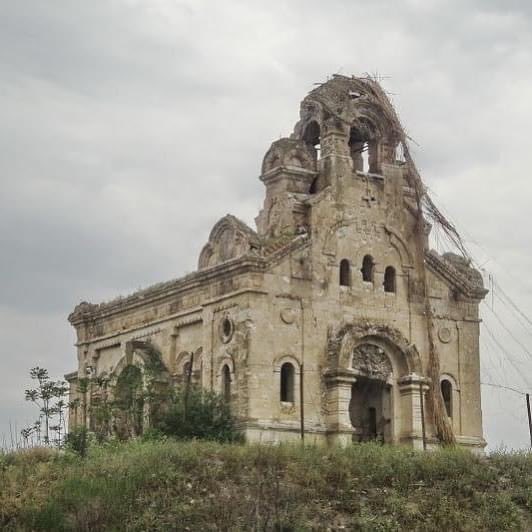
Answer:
382, 163, 406, 228
320, 118, 351, 198
142, 376, 152, 434
398, 373, 430, 450
325, 370, 356, 445
380, 139, 396, 167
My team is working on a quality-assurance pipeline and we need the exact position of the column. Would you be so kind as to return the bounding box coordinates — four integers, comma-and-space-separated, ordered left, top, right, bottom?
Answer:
398, 373, 430, 450
325, 370, 356, 445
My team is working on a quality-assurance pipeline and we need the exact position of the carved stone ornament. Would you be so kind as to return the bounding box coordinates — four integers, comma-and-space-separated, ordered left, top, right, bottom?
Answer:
280, 308, 296, 325
438, 327, 452, 344
352, 343, 392, 381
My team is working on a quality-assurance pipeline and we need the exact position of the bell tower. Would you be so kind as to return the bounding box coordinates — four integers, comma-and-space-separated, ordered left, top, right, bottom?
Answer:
255, 138, 316, 238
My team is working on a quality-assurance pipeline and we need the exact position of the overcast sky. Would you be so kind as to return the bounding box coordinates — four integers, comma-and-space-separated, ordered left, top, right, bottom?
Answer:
1, 0, 531, 450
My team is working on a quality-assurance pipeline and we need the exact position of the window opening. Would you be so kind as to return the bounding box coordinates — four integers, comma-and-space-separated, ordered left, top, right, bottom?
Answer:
361, 255, 374, 283
349, 126, 378, 173
303, 121, 321, 160
361, 142, 369, 173
280, 362, 295, 402
383, 266, 396, 293
222, 365, 231, 402
395, 142, 406, 163
220, 317, 234, 343
441, 379, 452, 417
349, 127, 369, 172
339, 259, 351, 287
223, 319, 232, 338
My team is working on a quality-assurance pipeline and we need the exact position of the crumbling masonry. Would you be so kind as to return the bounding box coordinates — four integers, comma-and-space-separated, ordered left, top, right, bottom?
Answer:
66, 75, 487, 449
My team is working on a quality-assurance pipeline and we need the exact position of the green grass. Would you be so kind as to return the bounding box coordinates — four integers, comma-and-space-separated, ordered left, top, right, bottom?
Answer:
1, 441, 530, 531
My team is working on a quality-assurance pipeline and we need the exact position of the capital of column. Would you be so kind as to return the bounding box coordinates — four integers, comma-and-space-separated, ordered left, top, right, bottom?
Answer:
398, 373, 431, 394
323, 368, 357, 387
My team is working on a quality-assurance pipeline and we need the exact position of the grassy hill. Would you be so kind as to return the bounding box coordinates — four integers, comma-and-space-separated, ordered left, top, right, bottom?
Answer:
1, 440, 530, 531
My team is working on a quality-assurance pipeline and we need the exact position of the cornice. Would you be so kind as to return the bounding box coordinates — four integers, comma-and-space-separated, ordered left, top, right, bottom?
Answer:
265, 234, 311, 267
425, 250, 488, 301
260, 165, 317, 185
69, 256, 266, 325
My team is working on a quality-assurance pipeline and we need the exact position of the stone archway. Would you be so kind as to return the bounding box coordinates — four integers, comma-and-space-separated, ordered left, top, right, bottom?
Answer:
108, 340, 172, 439
113, 364, 144, 440
348, 344, 393, 443
325, 322, 429, 448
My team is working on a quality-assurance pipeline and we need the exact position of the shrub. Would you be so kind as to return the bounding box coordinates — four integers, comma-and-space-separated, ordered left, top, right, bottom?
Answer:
140, 428, 167, 442
155, 387, 242, 443
65, 427, 89, 457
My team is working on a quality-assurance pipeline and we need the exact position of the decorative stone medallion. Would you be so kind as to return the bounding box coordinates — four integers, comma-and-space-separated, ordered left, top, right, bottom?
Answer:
438, 327, 452, 344
280, 308, 296, 325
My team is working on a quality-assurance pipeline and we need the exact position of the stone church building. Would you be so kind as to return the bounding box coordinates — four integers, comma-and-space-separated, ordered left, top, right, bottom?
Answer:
66, 75, 487, 450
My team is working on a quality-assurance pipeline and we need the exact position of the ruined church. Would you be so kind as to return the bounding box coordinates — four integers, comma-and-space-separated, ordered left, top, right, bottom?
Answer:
66, 75, 487, 450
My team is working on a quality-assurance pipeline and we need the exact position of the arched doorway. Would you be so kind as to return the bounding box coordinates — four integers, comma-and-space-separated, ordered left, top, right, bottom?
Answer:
113, 364, 144, 439
325, 322, 426, 448
349, 343, 393, 443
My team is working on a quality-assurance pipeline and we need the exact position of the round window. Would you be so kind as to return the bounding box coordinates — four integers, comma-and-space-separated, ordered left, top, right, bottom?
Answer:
220, 317, 234, 343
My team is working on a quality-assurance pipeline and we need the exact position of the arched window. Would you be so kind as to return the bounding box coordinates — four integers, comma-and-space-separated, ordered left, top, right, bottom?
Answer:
303, 120, 321, 160
222, 364, 231, 402
303, 121, 321, 194
383, 266, 396, 293
280, 362, 295, 402
441, 379, 452, 418
339, 259, 351, 287
361, 255, 374, 283
349, 128, 369, 173
349, 125, 378, 173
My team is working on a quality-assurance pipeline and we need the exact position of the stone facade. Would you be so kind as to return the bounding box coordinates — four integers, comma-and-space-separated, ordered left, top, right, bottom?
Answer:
66, 75, 487, 450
